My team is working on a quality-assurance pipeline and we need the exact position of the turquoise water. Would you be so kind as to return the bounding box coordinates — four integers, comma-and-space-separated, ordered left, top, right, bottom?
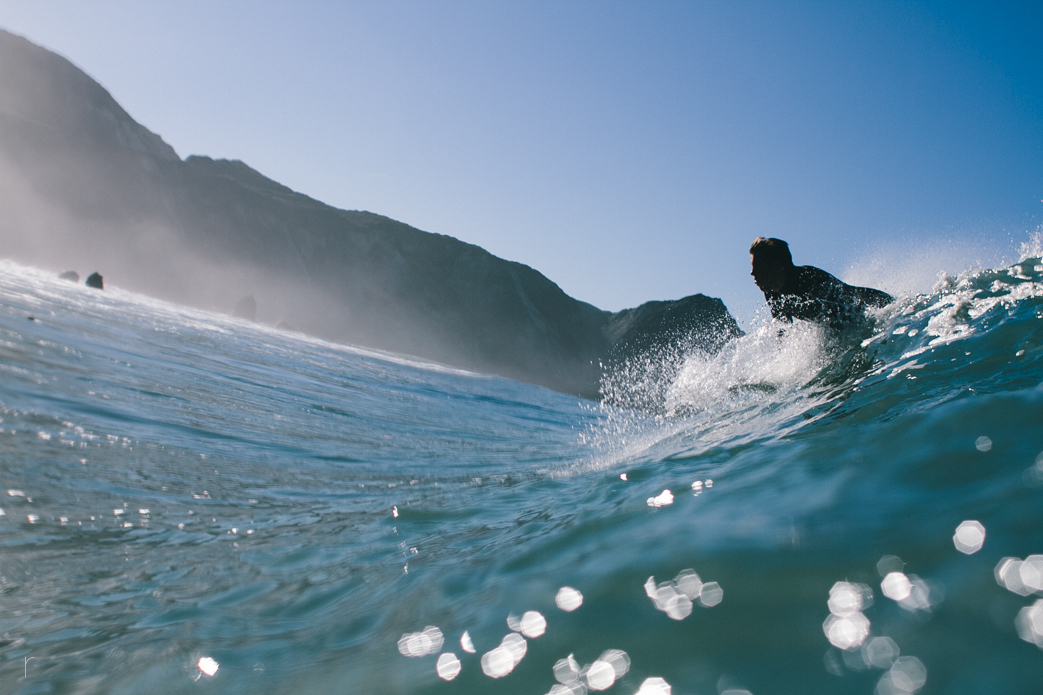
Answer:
0, 251, 1042, 695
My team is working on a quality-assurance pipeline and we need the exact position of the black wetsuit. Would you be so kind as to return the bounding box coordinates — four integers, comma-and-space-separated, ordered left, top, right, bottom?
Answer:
763, 266, 893, 328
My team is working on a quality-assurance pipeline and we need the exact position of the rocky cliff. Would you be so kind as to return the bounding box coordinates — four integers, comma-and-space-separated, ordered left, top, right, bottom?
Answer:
0, 28, 740, 399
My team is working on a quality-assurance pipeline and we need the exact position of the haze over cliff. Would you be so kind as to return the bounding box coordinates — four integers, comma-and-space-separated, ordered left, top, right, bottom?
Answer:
0, 28, 739, 398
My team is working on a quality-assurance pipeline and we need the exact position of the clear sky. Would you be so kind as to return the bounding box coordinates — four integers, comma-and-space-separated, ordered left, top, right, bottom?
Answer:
0, 0, 1040, 325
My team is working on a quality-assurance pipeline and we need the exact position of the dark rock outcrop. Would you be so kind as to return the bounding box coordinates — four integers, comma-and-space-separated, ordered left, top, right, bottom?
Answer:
0, 28, 741, 399
605, 294, 741, 366
85, 272, 103, 289
59, 270, 79, 282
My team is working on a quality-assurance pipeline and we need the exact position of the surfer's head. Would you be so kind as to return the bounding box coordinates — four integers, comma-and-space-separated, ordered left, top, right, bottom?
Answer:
749, 237, 793, 292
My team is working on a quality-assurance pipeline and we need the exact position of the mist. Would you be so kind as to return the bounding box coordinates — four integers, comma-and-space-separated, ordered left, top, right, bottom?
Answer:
0, 28, 749, 401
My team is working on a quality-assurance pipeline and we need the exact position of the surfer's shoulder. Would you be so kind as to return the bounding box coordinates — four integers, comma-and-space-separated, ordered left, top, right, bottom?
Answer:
784, 265, 841, 294
855, 286, 894, 308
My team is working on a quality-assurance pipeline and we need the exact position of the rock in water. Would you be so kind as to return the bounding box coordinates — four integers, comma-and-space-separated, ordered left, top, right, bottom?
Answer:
85, 272, 104, 289
59, 270, 79, 282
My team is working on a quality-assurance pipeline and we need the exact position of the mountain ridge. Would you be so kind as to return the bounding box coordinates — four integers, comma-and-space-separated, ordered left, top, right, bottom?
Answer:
0, 27, 740, 398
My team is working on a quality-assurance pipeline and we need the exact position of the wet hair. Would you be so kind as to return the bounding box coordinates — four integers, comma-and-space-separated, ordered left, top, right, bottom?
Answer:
749, 237, 793, 266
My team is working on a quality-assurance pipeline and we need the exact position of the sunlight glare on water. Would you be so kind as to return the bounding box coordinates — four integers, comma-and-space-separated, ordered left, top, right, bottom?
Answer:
555, 586, 584, 612
863, 636, 901, 669
552, 654, 582, 684
952, 520, 986, 554
519, 610, 547, 638
874, 656, 927, 695
585, 659, 617, 690
436, 652, 462, 681
645, 569, 723, 619
481, 632, 528, 678
635, 676, 672, 695
881, 572, 913, 602
1016, 600, 1043, 648
397, 627, 444, 657
996, 556, 1043, 596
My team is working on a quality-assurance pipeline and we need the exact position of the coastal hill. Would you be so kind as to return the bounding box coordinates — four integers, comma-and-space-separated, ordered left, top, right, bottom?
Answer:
0, 29, 740, 398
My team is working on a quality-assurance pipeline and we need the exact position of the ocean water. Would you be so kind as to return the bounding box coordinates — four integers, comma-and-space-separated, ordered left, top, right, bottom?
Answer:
0, 248, 1042, 695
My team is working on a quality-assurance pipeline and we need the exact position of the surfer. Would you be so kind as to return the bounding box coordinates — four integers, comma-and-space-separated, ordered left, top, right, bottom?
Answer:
750, 237, 893, 327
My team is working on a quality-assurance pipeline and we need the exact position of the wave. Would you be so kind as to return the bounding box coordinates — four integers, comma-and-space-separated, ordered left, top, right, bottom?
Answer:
593, 243, 1043, 464
2, 243, 1042, 694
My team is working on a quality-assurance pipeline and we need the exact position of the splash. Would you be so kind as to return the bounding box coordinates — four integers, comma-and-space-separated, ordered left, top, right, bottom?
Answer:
665, 320, 828, 415
581, 317, 839, 473
1019, 225, 1043, 263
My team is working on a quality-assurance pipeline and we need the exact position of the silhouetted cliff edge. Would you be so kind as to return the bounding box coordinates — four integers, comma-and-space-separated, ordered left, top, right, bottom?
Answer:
0, 29, 740, 398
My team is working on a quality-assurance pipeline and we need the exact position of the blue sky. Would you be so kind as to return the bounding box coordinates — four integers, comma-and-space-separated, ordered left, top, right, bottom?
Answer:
0, 0, 1040, 325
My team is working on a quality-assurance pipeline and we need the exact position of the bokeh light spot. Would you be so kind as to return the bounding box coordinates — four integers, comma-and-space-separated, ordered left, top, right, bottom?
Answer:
877, 555, 905, 577
197, 657, 219, 677
900, 576, 936, 611
1016, 599, 1043, 647
828, 581, 866, 616
397, 626, 444, 657
645, 571, 722, 613
553, 654, 581, 684
975, 436, 993, 452
675, 569, 703, 598
501, 632, 527, 664
823, 613, 870, 650
635, 676, 672, 695
953, 520, 985, 554
664, 591, 693, 620
1021, 555, 1043, 593
881, 572, 913, 601
436, 653, 461, 681
995, 557, 1030, 595
460, 631, 476, 653
864, 636, 900, 669
881, 573, 936, 611
698, 581, 724, 607
556, 586, 583, 612
875, 656, 927, 694
520, 610, 547, 638
480, 646, 515, 678
598, 649, 631, 679
586, 659, 616, 690
645, 576, 694, 618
